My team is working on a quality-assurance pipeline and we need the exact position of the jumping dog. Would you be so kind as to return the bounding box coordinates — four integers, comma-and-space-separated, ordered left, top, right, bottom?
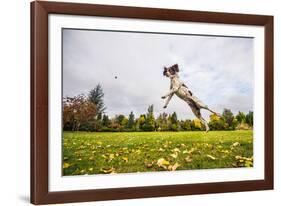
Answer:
162, 64, 219, 132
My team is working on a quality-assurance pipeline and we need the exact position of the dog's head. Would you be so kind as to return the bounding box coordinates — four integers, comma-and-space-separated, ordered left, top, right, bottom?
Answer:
163, 64, 179, 77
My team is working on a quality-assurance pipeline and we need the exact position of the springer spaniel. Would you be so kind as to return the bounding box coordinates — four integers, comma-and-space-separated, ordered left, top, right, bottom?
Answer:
162, 64, 219, 132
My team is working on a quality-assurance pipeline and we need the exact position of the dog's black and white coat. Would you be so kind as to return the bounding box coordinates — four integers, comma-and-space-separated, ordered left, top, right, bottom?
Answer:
162, 64, 219, 132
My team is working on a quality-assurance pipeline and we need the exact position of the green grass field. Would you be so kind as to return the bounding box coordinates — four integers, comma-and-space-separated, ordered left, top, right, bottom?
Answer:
63, 131, 253, 176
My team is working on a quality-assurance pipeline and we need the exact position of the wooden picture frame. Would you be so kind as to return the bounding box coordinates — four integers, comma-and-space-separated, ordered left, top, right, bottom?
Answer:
31, 1, 274, 204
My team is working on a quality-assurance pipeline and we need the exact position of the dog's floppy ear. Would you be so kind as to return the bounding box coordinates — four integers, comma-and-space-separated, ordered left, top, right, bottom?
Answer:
163, 66, 168, 76
173, 64, 179, 72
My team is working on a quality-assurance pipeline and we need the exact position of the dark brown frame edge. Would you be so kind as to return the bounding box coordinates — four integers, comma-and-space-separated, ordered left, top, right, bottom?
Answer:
30, 1, 274, 204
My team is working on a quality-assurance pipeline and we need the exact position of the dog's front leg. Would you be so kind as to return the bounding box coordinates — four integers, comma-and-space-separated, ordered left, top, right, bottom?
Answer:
162, 88, 177, 99
163, 93, 174, 108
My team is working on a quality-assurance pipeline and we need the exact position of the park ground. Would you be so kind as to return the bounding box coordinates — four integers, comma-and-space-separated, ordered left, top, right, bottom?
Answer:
63, 130, 253, 176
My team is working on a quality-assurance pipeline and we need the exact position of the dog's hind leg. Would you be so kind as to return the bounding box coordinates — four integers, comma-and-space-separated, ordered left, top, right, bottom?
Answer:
202, 106, 221, 117
190, 105, 210, 132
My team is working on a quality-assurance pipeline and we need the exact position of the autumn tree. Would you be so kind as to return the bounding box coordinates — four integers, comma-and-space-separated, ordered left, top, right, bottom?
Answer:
63, 94, 98, 131
193, 119, 202, 130
135, 114, 146, 131
208, 113, 225, 130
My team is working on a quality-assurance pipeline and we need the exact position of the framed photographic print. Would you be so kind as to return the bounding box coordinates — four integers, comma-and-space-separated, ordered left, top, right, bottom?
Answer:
30, 1, 274, 204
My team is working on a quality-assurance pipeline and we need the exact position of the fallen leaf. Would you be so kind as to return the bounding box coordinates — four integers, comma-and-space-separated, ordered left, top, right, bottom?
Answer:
172, 148, 180, 153
158, 148, 165, 152
170, 153, 178, 158
146, 163, 153, 168
108, 154, 115, 162
187, 148, 196, 154
185, 156, 193, 163
168, 163, 180, 171
122, 157, 128, 162
206, 154, 216, 160
135, 149, 141, 154
100, 167, 115, 174
63, 162, 71, 169
157, 158, 170, 169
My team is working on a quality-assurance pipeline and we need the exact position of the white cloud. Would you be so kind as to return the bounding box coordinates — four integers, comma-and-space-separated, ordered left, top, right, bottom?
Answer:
63, 29, 254, 120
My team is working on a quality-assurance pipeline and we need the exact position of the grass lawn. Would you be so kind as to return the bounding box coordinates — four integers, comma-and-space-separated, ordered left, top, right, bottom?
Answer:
63, 130, 253, 176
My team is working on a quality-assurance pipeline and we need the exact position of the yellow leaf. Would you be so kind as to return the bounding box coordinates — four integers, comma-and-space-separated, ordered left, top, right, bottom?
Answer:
97, 141, 102, 145
63, 162, 71, 169
172, 148, 180, 153
170, 153, 178, 158
100, 167, 115, 174
158, 148, 165, 152
232, 142, 240, 147
122, 157, 128, 162
146, 163, 153, 168
187, 148, 196, 154
135, 149, 141, 154
108, 154, 115, 162
168, 163, 180, 171
206, 154, 216, 160
157, 158, 170, 169
185, 156, 193, 163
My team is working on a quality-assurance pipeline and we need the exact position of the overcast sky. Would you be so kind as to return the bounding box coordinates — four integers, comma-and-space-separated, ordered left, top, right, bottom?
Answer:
63, 29, 254, 120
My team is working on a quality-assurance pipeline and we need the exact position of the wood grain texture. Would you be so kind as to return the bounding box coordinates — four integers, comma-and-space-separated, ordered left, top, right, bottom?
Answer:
30, 1, 274, 204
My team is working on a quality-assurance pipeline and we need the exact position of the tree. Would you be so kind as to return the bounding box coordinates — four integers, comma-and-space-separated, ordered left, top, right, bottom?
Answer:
127, 111, 135, 129
245, 111, 254, 127
102, 114, 110, 127
170, 112, 179, 131
143, 105, 155, 131
208, 113, 225, 130
116, 114, 125, 125
236, 111, 246, 124
180, 120, 192, 131
136, 114, 146, 131
222, 108, 238, 130
63, 94, 98, 131
156, 113, 168, 131
193, 119, 202, 130
88, 84, 106, 114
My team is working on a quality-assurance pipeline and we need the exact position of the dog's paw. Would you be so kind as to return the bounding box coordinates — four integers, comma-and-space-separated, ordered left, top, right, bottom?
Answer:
163, 106, 167, 109
161, 96, 166, 99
